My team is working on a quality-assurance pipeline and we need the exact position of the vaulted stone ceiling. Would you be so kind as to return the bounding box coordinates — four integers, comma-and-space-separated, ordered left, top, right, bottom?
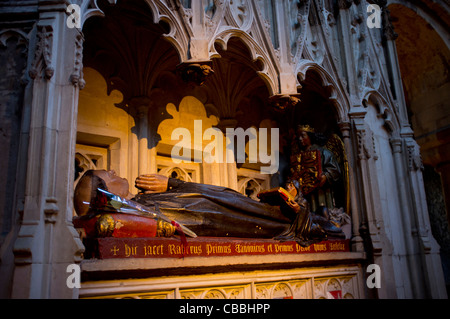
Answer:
82, 0, 273, 132
203, 37, 271, 131
82, 0, 179, 113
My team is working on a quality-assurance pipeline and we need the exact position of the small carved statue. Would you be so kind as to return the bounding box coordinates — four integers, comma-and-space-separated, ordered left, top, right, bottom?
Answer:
285, 124, 350, 238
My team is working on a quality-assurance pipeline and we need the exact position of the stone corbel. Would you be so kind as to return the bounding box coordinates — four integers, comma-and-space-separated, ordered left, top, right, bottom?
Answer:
176, 61, 214, 86
29, 25, 54, 80
268, 94, 301, 113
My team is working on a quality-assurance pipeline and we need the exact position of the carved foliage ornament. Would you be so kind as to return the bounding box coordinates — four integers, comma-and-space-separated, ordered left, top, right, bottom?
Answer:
407, 143, 424, 171
289, 0, 310, 62
356, 128, 377, 161
29, 26, 54, 80
71, 33, 85, 89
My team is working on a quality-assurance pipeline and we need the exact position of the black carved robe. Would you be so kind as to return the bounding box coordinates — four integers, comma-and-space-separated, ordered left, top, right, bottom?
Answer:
133, 179, 295, 238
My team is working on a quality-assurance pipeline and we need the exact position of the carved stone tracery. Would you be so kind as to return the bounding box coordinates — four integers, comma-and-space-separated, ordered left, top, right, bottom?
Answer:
82, 0, 180, 112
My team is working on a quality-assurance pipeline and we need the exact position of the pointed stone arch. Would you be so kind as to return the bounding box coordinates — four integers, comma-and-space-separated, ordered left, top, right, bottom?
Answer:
199, 35, 274, 131
211, 29, 280, 97
81, 0, 181, 114
296, 60, 350, 124
81, 0, 189, 63
362, 90, 400, 135
387, 0, 450, 49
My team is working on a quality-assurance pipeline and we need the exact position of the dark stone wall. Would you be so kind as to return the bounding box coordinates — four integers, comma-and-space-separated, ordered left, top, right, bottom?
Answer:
0, 33, 27, 237
423, 165, 450, 293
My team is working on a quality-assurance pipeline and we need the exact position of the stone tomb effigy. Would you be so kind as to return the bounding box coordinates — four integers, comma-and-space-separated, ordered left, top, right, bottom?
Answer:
76, 184, 364, 298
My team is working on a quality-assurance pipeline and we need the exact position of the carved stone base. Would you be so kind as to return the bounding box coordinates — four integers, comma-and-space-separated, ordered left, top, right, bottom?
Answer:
80, 241, 365, 299
81, 265, 365, 299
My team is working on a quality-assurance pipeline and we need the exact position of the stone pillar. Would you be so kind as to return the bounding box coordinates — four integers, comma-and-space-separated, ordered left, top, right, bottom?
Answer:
351, 110, 398, 298
273, 0, 298, 95
406, 139, 448, 298
381, 7, 413, 135
389, 137, 420, 297
11, 1, 84, 298
187, 1, 216, 63
337, 0, 360, 104
338, 121, 363, 252
219, 119, 238, 190
130, 97, 152, 177
352, 113, 383, 248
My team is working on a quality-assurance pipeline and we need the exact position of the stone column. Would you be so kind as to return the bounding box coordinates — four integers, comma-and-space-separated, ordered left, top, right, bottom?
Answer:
405, 139, 448, 298
220, 119, 239, 190
337, 0, 360, 105
389, 137, 420, 297
187, 0, 217, 64
381, 7, 413, 135
274, 0, 298, 95
338, 121, 363, 252
352, 113, 382, 248
129, 97, 152, 177
351, 111, 398, 298
11, 1, 84, 298
381, 3, 447, 299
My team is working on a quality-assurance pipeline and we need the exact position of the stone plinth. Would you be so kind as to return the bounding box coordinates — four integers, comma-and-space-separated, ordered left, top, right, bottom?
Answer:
80, 237, 365, 299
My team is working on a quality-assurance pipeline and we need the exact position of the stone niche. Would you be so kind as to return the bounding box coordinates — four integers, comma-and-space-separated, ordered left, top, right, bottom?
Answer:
75, 0, 364, 300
